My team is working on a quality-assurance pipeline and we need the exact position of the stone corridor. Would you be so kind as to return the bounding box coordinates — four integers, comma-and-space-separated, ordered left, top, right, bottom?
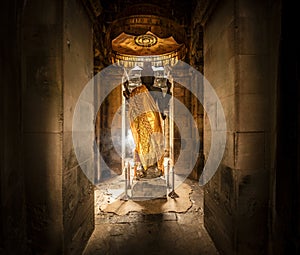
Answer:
83, 179, 218, 255
2, 0, 299, 254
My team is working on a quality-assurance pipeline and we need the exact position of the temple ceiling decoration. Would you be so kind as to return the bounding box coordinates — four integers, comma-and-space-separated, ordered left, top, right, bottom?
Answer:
112, 31, 184, 56
107, 4, 187, 67
82, 1, 198, 72
134, 33, 157, 47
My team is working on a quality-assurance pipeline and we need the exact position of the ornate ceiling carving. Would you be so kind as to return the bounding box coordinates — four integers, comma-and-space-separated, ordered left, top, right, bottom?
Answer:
112, 31, 183, 56
134, 34, 158, 47
107, 13, 186, 45
81, 0, 202, 72
107, 3, 187, 67
111, 31, 186, 67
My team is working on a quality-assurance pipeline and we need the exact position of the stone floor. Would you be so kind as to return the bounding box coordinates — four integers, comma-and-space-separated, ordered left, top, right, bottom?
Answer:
83, 178, 219, 255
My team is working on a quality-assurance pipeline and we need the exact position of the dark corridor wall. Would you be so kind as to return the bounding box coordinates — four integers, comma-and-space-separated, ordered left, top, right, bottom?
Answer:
273, 0, 300, 254
1, 0, 27, 254
1, 0, 94, 254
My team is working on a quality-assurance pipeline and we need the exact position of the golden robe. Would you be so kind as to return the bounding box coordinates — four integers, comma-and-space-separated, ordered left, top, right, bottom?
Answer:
128, 85, 164, 174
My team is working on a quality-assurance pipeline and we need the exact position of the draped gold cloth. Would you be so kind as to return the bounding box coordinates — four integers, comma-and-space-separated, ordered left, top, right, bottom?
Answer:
128, 85, 164, 174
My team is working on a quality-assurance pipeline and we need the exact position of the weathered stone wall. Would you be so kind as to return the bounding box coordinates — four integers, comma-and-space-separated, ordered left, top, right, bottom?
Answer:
63, 0, 94, 253
173, 81, 192, 173
0, 0, 27, 253
22, 0, 64, 252
203, 0, 278, 254
172, 79, 202, 178
203, 1, 237, 253
187, 13, 204, 180
22, 0, 94, 253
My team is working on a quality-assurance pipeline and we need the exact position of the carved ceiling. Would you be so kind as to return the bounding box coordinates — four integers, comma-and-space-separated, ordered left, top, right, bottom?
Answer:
111, 31, 186, 67
81, 0, 211, 71
107, 3, 188, 67
112, 31, 183, 56
112, 31, 184, 56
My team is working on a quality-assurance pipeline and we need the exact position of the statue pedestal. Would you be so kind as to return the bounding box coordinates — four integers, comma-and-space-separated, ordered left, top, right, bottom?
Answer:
131, 177, 167, 201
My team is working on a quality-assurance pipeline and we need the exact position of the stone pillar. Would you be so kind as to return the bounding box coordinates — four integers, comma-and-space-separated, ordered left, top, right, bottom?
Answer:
201, 0, 278, 254
22, 0, 94, 253
62, 0, 94, 253
22, 0, 64, 252
188, 22, 205, 180
171, 67, 204, 180
172, 78, 192, 173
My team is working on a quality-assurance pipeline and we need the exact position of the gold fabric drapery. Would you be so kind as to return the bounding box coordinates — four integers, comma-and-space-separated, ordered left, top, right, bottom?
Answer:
128, 85, 165, 174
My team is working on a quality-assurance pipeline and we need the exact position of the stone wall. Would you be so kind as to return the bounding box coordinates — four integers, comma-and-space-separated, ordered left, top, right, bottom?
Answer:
187, 11, 205, 180
63, 0, 94, 253
21, 0, 94, 253
22, 0, 65, 252
172, 79, 203, 179
203, 0, 278, 254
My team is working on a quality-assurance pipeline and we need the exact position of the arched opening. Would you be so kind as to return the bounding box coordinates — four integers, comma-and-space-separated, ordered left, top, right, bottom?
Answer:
94, 3, 192, 183
87, 4, 215, 254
